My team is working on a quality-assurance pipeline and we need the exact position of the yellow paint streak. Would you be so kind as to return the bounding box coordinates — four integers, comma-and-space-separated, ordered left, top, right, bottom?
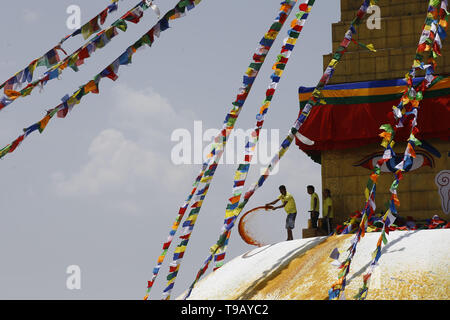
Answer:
236, 235, 352, 300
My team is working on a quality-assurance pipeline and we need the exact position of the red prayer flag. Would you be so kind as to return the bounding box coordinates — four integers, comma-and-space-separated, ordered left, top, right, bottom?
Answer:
99, 8, 108, 25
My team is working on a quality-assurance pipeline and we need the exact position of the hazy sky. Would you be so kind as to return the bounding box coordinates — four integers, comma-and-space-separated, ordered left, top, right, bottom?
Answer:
0, 0, 340, 299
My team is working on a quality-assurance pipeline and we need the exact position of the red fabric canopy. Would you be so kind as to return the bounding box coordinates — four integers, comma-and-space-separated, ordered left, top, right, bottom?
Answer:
295, 96, 450, 152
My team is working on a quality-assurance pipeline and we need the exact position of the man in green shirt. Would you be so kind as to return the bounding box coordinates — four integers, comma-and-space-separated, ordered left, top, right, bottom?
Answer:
307, 185, 320, 229
266, 185, 297, 241
322, 188, 334, 234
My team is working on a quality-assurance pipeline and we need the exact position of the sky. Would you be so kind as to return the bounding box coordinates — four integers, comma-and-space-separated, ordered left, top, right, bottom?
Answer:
0, 0, 340, 299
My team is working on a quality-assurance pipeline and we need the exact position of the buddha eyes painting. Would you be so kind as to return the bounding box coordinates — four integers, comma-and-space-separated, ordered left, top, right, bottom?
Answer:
353, 149, 435, 173
353, 140, 442, 174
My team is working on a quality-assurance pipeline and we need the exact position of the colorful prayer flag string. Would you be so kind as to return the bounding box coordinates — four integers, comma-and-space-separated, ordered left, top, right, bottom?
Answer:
0, 0, 160, 112
352, 0, 449, 300
0, 0, 203, 160
182, 0, 368, 300
0, 0, 123, 103
60, 0, 124, 44
212, 0, 316, 273
143, 168, 206, 300
156, 0, 300, 301
353, 208, 396, 299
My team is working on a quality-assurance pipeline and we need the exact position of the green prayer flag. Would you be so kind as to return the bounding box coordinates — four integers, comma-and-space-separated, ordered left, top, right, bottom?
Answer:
296, 12, 305, 20
409, 134, 422, 146
141, 34, 153, 46
276, 63, 286, 70
270, 22, 283, 32
81, 27, 91, 41
0, 145, 11, 158
249, 62, 262, 71
178, 0, 190, 9
366, 178, 374, 191
430, 0, 440, 7
382, 231, 388, 245
112, 19, 128, 32
379, 124, 393, 133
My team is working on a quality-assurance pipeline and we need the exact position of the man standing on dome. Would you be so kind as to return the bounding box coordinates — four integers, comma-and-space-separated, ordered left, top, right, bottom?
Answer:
307, 185, 320, 229
266, 185, 298, 241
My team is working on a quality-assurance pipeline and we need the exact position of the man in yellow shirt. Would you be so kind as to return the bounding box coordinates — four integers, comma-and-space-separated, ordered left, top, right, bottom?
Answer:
266, 185, 297, 241
322, 188, 334, 234
307, 185, 320, 229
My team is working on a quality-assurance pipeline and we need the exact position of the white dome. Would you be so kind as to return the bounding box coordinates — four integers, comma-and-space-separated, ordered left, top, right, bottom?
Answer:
181, 229, 450, 300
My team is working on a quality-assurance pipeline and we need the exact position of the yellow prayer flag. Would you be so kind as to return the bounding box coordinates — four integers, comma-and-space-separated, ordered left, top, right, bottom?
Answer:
225, 211, 236, 219
329, 59, 338, 67
274, 69, 283, 77
210, 244, 219, 253
174, 246, 186, 254
200, 176, 212, 183
245, 67, 256, 77
265, 30, 279, 40
371, 249, 378, 260
366, 43, 377, 52
234, 171, 246, 181
286, 38, 297, 45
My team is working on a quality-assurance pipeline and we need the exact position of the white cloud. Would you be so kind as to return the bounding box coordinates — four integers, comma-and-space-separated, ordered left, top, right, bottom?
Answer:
53, 128, 192, 198
109, 84, 180, 137
53, 129, 153, 196
52, 85, 194, 199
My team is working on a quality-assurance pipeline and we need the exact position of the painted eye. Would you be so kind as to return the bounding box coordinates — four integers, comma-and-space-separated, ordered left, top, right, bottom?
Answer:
354, 150, 434, 173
